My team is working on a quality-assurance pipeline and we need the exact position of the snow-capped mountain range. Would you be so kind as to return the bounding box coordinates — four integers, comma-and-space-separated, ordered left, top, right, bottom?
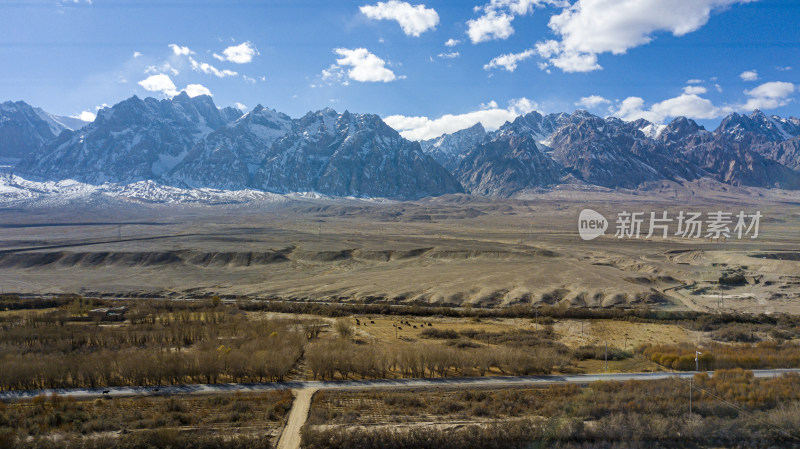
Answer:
2, 93, 800, 206
0, 101, 90, 164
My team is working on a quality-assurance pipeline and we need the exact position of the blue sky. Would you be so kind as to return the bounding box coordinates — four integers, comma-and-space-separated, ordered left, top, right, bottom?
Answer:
0, 0, 798, 140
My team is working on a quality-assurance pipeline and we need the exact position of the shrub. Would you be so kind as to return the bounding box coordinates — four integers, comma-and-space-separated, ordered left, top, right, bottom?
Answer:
419, 328, 460, 339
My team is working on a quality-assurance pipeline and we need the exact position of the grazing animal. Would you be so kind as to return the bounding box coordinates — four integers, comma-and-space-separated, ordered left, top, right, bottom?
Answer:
102, 390, 110, 395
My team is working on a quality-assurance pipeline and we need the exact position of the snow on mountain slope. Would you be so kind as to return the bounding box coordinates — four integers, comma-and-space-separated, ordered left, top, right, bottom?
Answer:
16, 93, 240, 184
0, 174, 291, 208
168, 105, 293, 189
253, 109, 463, 199
420, 123, 488, 172
0, 101, 70, 162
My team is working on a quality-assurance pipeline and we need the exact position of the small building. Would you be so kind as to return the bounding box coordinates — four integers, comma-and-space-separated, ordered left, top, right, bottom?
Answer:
88, 306, 128, 322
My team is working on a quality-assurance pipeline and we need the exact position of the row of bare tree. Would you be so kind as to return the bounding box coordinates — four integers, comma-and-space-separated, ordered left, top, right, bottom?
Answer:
305, 340, 570, 380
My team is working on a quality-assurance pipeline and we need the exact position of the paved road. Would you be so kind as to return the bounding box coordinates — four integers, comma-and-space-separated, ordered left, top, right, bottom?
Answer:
2, 369, 798, 402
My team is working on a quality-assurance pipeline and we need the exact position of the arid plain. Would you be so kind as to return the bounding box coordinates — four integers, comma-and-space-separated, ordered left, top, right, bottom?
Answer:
2, 182, 799, 315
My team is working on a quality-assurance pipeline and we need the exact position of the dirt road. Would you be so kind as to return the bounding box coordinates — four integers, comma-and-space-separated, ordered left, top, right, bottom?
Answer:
276, 388, 317, 449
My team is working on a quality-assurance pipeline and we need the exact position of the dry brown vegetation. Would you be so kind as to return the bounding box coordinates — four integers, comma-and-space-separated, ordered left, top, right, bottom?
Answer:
305, 339, 570, 380
638, 341, 800, 371
0, 301, 306, 390
0, 391, 291, 448
3, 297, 800, 391
304, 370, 800, 448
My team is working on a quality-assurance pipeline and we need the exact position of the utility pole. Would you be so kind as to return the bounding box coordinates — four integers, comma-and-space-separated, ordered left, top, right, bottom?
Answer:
604, 341, 608, 371
534, 309, 538, 331
689, 377, 693, 417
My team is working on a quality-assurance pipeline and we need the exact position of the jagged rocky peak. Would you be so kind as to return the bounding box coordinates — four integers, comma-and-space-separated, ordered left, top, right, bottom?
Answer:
658, 116, 707, 142
422, 122, 487, 153
455, 134, 563, 197
499, 110, 568, 138
235, 104, 292, 133
253, 108, 463, 199
166, 103, 293, 190
716, 109, 800, 142
420, 122, 488, 172
0, 101, 62, 162
16, 93, 237, 183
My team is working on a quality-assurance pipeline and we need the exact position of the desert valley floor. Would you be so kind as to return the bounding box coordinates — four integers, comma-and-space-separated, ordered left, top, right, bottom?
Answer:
1, 182, 799, 314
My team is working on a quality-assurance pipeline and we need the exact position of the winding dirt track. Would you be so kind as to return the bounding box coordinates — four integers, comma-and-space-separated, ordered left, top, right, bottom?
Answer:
276, 388, 317, 449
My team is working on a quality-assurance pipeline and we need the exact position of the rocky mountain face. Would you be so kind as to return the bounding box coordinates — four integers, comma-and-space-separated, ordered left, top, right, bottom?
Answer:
168, 105, 293, 190
440, 109, 800, 195
546, 113, 703, 188
680, 137, 800, 189
253, 109, 463, 199
658, 112, 800, 189
455, 135, 563, 196
498, 111, 569, 141
11, 95, 461, 200
711, 111, 800, 173
4, 93, 800, 200
420, 123, 488, 171
17, 93, 242, 183
754, 137, 800, 172
716, 110, 800, 143
0, 101, 88, 162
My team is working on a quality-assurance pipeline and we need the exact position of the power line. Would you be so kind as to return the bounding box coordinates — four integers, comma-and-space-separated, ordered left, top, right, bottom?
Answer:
681, 376, 800, 442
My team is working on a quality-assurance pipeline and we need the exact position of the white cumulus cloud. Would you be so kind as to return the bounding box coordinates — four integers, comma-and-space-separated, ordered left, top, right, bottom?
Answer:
216, 42, 259, 64
189, 58, 238, 78
360, 1, 439, 37
384, 97, 537, 140
539, 0, 756, 72
137, 74, 212, 98
327, 48, 398, 83
71, 110, 96, 122
467, 11, 515, 43
168, 44, 194, 56
467, 0, 567, 44
445, 38, 461, 47
184, 84, 212, 97
742, 81, 795, 110
609, 80, 795, 124
484, 48, 535, 72
138, 74, 179, 97
739, 70, 759, 81
575, 95, 611, 109
683, 85, 708, 95
612, 94, 732, 123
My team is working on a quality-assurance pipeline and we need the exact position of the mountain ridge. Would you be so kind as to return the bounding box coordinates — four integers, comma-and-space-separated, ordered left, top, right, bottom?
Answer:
3, 96, 800, 201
